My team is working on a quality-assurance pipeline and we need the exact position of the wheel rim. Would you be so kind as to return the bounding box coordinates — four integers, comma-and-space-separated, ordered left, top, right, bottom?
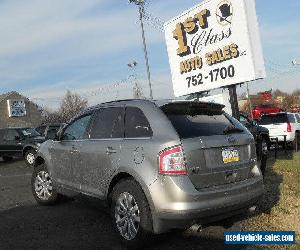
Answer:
26, 153, 35, 165
34, 171, 53, 200
262, 140, 268, 155
115, 192, 140, 240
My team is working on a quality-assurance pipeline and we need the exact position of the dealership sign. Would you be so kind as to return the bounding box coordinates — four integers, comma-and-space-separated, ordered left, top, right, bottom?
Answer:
164, 0, 266, 97
7, 99, 26, 117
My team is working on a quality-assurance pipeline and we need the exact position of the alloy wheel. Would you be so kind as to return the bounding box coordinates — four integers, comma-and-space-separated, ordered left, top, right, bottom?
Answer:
115, 192, 141, 240
26, 153, 35, 165
34, 171, 53, 200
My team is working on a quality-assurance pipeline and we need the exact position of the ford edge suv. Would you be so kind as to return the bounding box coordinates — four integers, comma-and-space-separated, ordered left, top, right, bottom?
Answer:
31, 100, 264, 248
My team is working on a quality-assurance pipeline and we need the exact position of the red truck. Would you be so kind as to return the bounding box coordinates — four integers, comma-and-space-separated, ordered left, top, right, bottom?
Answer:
252, 105, 282, 120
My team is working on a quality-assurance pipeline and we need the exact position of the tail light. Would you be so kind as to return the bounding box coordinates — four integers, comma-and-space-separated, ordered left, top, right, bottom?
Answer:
287, 122, 292, 132
159, 145, 186, 175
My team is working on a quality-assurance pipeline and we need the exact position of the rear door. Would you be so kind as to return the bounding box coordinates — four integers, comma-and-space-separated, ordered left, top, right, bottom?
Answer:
75, 107, 124, 197
162, 103, 254, 189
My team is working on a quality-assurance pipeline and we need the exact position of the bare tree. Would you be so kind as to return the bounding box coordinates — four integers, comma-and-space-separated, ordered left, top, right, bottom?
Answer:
59, 90, 88, 122
41, 109, 64, 124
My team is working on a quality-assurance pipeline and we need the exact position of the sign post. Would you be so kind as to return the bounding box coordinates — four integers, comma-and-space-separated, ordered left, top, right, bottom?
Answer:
228, 85, 240, 119
164, 0, 266, 115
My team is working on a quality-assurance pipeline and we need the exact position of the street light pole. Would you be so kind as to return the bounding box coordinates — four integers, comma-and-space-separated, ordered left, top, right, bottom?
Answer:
129, 0, 153, 99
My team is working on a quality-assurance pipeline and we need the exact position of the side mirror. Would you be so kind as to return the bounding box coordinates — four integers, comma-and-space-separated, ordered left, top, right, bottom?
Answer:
54, 131, 62, 141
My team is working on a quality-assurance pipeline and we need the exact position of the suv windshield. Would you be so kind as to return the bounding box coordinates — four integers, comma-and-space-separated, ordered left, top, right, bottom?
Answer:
17, 128, 40, 137
259, 113, 288, 125
161, 102, 244, 139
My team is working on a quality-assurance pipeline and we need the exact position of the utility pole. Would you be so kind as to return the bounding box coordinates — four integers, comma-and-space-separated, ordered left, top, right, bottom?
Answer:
246, 82, 254, 119
129, 0, 153, 99
228, 85, 240, 119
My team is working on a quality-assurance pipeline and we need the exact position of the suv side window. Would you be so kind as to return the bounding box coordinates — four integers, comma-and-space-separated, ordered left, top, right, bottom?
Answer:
0, 130, 6, 142
62, 114, 92, 141
296, 114, 300, 123
239, 115, 251, 126
36, 126, 46, 135
288, 114, 296, 123
4, 129, 19, 141
90, 107, 124, 139
125, 107, 152, 138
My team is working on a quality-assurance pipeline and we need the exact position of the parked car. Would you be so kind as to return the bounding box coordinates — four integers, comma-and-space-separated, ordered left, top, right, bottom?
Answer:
36, 124, 64, 140
239, 112, 270, 175
252, 105, 282, 120
0, 127, 46, 166
31, 100, 263, 248
258, 112, 300, 148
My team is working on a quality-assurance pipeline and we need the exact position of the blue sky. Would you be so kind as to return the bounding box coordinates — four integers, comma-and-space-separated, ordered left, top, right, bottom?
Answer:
0, 0, 299, 109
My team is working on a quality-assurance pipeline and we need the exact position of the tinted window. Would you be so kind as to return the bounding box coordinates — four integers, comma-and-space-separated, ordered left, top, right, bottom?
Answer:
259, 114, 288, 125
36, 126, 46, 135
18, 128, 40, 137
62, 114, 92, 140
296, 114, 300, 123
90, 108, 124, 139
239, 115, 251, 126
125, 107, 152, 138
4, 129, 19, 141
167, 114, 234, 138
288, 114, 296, 123
0, 130, 6, 141
162, 103, 240, 138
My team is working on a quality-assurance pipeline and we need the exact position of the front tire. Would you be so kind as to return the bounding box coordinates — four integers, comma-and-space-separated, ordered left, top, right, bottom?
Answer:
31, 164, 60, 205
110, 179, 153, 248
25, 149, 36, 167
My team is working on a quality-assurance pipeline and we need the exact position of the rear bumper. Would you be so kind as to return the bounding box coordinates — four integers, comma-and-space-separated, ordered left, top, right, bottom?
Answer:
149, 175, 264, 233
269, 134, 294, 143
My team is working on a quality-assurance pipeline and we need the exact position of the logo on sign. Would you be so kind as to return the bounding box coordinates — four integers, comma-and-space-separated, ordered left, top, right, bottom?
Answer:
216, 1, 233, 26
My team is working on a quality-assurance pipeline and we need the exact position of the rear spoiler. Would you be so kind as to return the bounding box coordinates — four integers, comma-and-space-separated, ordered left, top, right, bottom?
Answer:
160, 101, 225, 116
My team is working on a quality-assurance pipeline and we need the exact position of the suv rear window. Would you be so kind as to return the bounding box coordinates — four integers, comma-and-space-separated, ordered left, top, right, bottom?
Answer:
161, 102, 240, 138
259, 113, 289, 125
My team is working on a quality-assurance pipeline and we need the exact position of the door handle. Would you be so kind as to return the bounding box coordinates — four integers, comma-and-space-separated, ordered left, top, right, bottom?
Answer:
106, 147, 117, 155
70, 146, 80, 154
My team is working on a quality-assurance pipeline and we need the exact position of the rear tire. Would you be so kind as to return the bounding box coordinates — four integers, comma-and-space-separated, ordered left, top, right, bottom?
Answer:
31, 164, 61, 205
110, 178, 153, 249
258, 137, 268, 177
294, 132, 299, 151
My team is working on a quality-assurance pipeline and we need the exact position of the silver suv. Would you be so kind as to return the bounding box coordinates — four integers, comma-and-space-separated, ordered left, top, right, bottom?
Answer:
31, 100, 264, 247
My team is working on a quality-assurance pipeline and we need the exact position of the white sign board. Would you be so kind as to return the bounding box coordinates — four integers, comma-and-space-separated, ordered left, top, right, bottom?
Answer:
7, 99, 26, 117
164, 0, 265, 97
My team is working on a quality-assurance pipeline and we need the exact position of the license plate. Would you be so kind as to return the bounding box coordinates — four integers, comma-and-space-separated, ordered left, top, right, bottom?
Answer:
222, 148, 240, 164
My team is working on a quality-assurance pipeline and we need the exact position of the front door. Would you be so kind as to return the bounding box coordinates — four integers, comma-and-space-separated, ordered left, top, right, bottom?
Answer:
50, 113, 93, 191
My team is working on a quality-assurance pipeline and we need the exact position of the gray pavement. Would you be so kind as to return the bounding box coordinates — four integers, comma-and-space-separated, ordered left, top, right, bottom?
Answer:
0, 159, 258, 250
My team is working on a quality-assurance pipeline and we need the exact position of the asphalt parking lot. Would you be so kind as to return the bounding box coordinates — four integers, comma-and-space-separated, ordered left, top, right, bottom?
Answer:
0, 159, 261, 250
